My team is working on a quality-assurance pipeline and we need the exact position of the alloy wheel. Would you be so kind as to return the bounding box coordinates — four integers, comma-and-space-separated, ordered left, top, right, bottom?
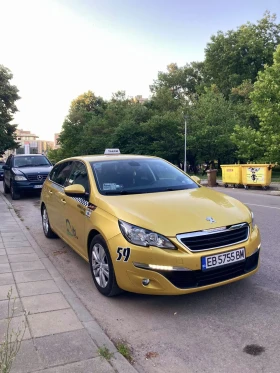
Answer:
91, 243, 110, 288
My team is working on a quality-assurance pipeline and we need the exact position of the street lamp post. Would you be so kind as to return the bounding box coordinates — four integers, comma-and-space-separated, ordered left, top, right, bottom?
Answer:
184, 115, 187, 172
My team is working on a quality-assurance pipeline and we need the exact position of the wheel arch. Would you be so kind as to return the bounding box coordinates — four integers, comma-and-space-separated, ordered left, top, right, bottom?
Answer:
41, 202, 46, 215
87, 229, 102, 258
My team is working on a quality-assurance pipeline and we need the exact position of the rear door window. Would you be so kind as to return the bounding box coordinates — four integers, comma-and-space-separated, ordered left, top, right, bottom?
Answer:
49, 161, 73, 186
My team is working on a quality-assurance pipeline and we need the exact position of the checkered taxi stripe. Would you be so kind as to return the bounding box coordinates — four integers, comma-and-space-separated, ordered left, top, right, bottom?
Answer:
72, 197, 89, 207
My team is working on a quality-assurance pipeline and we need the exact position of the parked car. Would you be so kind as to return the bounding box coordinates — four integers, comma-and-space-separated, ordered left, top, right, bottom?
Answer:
40, 149, 261, 297
0, 162, 4, 181
3, 154, 53, 200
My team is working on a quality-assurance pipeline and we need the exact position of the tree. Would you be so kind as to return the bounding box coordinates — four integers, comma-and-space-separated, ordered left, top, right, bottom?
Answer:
205, 12, 280, 96
230, 125, 265, 162
0, 65, 20, 155
150, 62, 205, 101
187, 89, 238, 166
58, 91, 106, 158
250, 44, 280, 162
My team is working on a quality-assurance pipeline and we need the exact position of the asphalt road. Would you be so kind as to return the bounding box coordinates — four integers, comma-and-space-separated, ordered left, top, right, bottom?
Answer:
1, 185, 280, 373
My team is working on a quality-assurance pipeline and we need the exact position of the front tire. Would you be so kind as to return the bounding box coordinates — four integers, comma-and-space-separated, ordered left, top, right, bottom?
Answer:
89, 235, 122, 297
42, 205, 57, 238
3, 180, 9, 194
10, 183, 20, 200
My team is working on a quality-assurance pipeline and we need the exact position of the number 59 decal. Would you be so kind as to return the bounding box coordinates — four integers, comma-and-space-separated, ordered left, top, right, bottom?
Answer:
116, 247, 131, 262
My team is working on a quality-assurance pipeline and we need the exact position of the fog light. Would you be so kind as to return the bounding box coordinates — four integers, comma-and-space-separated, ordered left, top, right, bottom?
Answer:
142, 279, 150, 286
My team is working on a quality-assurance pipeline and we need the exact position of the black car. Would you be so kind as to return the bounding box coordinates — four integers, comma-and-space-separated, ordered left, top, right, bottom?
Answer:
3, 154, 53, 200
0, 162, 4, 181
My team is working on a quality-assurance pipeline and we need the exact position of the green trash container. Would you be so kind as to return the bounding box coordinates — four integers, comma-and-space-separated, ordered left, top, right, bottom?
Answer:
241, 164, 274, 190
220, 165, 242, 188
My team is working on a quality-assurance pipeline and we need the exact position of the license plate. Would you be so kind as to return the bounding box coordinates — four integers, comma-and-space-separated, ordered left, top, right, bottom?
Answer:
201, 248, 245, 271
34, 185, 43, 189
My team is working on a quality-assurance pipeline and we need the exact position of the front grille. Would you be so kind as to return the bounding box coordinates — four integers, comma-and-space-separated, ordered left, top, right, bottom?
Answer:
177, 223, 249, 252
158, 250, 259, 289
27, 174, 48, 182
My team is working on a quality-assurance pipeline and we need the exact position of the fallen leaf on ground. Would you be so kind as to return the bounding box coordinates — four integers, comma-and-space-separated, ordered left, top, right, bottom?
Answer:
53, 250, 67, 256
145, 352, 159, 359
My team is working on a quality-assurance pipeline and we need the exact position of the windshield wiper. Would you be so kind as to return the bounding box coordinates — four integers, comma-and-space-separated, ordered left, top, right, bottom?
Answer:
104, 190, 129, 195
16, 165, 32, 168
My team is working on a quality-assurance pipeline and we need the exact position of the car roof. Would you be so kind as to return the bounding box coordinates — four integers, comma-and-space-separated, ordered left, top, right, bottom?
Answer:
62, 154, 158, 162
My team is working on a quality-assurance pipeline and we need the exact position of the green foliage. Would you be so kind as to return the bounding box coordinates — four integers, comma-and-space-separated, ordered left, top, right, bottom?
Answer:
0, 65, 20, 155
57, 91, 106, 158
0, 288, 28, 373
230, 125, 265, 162
150, 62, 205, 101
205, 12, 280, 96
249, 45, 280, 162
56, 13, 280, 167
116, 341, 133, 363
98, 346, 113, 361
47, 148, 64, 164
188, 89, 238, 164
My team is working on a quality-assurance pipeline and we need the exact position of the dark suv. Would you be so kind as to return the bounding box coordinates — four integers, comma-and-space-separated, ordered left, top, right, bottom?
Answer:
3, 154, 53, 200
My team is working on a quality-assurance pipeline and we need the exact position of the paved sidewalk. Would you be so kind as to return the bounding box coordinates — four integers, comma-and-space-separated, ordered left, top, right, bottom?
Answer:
0, 192, 137, 373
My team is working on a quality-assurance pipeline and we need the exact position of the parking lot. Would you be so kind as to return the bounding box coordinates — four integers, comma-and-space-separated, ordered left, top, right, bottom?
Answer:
1, 185, 280, 373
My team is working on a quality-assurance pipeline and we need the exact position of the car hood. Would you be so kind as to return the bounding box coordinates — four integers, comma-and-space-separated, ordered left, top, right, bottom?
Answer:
97, 187, 251, 237
15, 166, 52, 175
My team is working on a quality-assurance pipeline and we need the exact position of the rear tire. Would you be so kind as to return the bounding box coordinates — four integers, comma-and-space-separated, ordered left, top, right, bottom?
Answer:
10, 183, 20, 200
41, 205, 57, 238
89, 234, 122, 297
3, 180, 9, 194
224, 184, 228, 188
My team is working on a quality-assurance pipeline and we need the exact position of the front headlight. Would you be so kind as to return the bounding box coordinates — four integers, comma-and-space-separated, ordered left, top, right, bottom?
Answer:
251, 211, 254, 225
14, 175, 27, 181
119, 220, 176, 249
248, 208, 255, 228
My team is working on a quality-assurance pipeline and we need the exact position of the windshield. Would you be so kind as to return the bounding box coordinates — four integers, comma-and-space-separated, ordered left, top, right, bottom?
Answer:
0, 164, 3, 170
91, 158, 199, 195
13, 156, 51, 168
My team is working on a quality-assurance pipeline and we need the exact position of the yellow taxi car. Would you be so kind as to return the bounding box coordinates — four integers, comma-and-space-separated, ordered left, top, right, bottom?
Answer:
41, 149, 261, 296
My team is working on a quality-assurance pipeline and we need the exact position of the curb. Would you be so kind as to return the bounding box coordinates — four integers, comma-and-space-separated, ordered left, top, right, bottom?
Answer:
1, 192, 138, 373
270, 191, 280, 196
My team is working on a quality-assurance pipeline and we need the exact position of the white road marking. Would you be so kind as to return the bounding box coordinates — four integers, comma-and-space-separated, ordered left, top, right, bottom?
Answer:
245, 203, 280, 210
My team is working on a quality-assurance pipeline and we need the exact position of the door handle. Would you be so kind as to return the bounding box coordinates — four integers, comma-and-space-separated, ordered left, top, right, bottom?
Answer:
60, 199, 66, 204
48, 190, 53, 194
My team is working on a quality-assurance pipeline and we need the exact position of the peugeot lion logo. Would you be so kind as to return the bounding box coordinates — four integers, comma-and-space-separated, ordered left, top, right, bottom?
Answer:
37, 175, 43, 181
206, 217, 216, 224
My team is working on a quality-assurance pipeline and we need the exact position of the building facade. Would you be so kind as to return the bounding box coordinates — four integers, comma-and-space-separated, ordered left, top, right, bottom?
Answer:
4, 129, 54, 159
54, 133, 61, 149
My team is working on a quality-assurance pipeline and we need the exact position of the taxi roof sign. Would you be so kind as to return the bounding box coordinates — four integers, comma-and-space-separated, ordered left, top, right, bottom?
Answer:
104, 148, 121, 155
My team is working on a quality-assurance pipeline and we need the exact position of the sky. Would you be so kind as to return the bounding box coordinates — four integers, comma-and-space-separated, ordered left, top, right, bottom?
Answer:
1, 0, 280, 141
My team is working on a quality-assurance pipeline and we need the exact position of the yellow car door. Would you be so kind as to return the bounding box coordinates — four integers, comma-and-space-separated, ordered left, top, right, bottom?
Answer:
47, 161, 73, 238
63, 161, 90, 256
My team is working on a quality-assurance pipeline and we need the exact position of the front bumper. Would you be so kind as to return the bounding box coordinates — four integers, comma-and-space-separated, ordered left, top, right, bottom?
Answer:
108, 225, 261, 295
12, 180, 44, 192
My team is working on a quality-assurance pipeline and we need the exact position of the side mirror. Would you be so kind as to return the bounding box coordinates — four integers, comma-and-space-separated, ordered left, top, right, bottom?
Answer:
191, 175, 201, 184
64, 184, 85, 197
3, 165, 10, 170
